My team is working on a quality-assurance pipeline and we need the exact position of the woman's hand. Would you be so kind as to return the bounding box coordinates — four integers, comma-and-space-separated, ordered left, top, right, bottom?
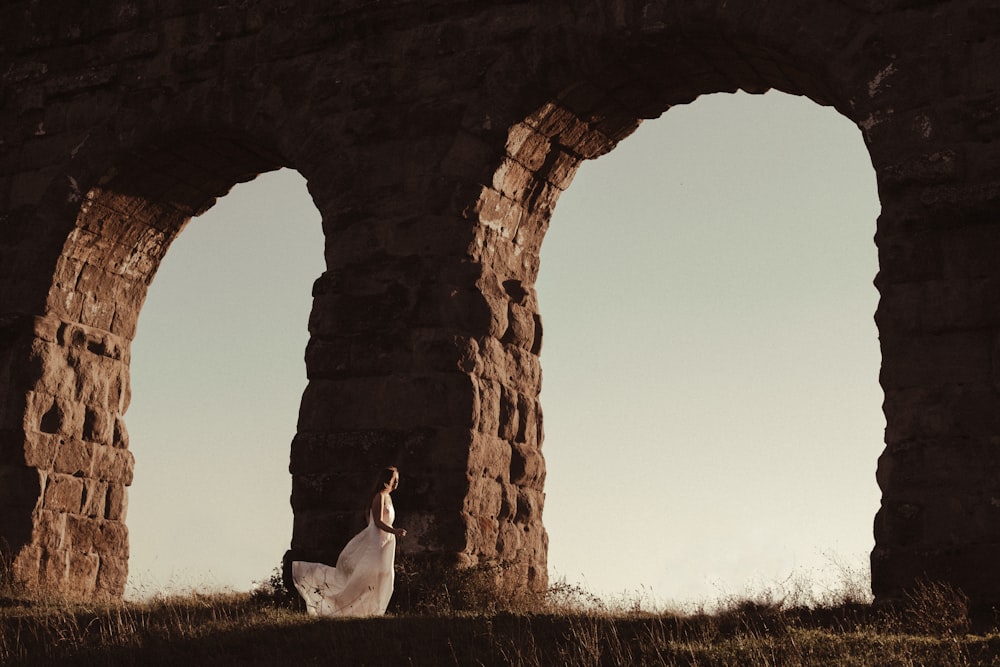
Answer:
396, 528, 407, 538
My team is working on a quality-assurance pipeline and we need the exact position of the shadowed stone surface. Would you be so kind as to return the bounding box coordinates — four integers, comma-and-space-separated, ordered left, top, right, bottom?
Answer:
2, 0, 1000, 604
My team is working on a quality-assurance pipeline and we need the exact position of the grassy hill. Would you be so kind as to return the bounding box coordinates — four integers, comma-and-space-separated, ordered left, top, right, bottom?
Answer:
3, 569, 1000, 666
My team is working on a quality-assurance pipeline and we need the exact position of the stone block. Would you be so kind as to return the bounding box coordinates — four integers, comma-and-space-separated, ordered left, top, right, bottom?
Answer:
30, 509, 66, 551
397, 427, 475, 478
298, 373, 477, 432
885, 384, 1000, 444
470, 187, 525, 234
475, 377, 501, 436
541, 149, 580, 191
52, 438, 94, 476
505, 122, 551, 172
881, 150, 959, 188
526, 102, 577, 140
21, 432, 57, 469
104, 483, 127, 521
72, 356, 116, 410
508, 345, 542, 392
876, 230, 944, 283
45, 275, 86, 326
515, 486, 544, 524
92, 444, 134, 484
475, 337, 542, 393
289, 432, 368, 476
95, 554, 128, 598
502, 302, 536, 352
412, 283, 498, 335
882, 387, 951, 444
876, 278, 1000, 333
496, 385, 523, 442
307, 287, 414, 338
496, 519, 522, 557
395, 465, 470, 518
510, 441, 545, 488
111, 414, 128, 449
474, 335, 504, 381
879, 330, 992, 389
65, 516, 127, 555
66, 550, 99, 597
468, 433, 512, 480
81, 478, 108, 518
383, 213, 479, 259
39, 547, 69, 589
498, 479, 517, 520
465, 474, 503, 519
515, 395, 540, 447
110, 289, 147, 339
952, 387, 1000, 438
43, 473, 84, 513
290, 472, 361, 513
82, 407, 113, 444
409, 330, 479, 375
943, 223, 1000, 279
468, 513, 499, 558
409, 504, 473, 553
29, 339, 76, 398
491, 158, 547, 208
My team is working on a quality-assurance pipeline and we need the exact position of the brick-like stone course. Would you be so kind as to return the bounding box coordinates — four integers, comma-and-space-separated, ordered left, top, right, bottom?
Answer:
4, 0, 1000, 604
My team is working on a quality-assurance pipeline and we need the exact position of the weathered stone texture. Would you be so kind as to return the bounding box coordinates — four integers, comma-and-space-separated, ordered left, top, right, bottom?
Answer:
4, 0, 1000, 604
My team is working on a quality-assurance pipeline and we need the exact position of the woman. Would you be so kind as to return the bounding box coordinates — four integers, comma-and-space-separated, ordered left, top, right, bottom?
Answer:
292, 466, 407, 616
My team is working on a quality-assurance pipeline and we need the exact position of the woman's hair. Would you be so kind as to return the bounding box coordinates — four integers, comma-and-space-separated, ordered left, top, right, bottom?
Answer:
367, 466, 399, 508
374, 466, 398, 491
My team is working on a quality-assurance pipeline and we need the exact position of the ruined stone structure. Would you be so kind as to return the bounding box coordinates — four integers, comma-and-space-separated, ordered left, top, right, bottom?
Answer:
2, 0, 1000, 603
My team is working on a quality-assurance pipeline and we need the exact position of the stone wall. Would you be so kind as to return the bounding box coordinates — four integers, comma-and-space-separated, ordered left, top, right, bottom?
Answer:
3, 0, 1000, 604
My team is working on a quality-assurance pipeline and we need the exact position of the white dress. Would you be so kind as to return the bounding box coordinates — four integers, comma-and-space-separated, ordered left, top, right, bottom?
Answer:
291, 498, 397, 616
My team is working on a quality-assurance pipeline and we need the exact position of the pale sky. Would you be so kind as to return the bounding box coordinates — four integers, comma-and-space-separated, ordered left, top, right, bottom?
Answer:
124, 90, 883, 606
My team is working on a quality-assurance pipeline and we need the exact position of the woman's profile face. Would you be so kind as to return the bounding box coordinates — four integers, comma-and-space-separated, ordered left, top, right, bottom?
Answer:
388, 471, 400, 491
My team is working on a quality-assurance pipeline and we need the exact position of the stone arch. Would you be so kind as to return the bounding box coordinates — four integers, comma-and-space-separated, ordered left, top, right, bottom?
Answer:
441, 0, 875, 598
2, 129, 292, 597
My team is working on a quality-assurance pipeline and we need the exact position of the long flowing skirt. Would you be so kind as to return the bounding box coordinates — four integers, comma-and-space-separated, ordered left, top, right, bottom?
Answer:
292, 519, 396, 617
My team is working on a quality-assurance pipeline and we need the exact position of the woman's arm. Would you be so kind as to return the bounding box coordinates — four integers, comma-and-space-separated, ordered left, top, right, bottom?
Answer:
371, 492, 406, 537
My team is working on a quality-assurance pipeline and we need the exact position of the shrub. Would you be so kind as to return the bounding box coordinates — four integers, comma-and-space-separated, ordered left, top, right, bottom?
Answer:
390, 555, 547, 615
250, 567, 300, 609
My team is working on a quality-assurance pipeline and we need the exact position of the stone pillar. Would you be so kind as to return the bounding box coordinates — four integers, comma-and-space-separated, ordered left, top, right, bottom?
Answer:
0, 313, 133, 599
0, 156, 145, 600
286, 124, 553, 592
870, 102, 1000, 603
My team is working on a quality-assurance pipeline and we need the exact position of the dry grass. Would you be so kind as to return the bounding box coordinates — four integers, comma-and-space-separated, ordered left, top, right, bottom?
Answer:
4, 564, 1000, 666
